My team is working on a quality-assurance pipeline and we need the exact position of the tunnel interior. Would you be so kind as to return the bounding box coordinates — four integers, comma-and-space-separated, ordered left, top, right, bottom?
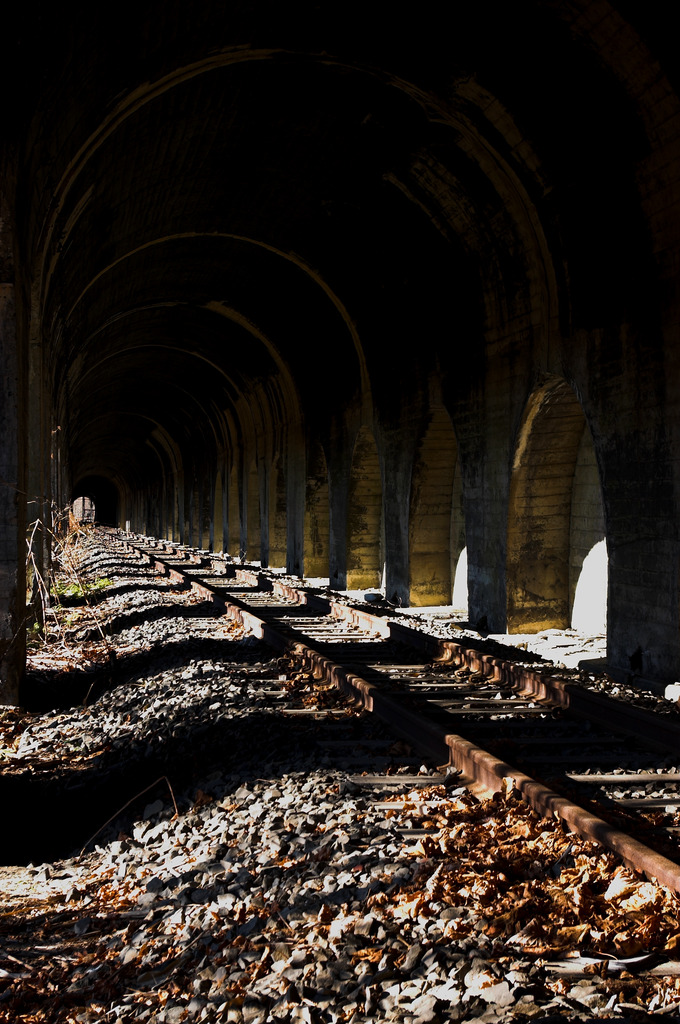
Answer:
1, 0, 680, 694
72, 477, 119, 527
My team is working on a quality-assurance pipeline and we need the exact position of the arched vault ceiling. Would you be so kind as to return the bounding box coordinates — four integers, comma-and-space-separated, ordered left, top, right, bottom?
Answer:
54, 236, 368, 408
59, 329, 286, 483
44, 59, 477, 373
4, 0, 662, 493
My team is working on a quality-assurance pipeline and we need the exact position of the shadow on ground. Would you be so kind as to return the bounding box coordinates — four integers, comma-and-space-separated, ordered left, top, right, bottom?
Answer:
66, 599, 225, 645
3, 634, 368, 865
55, 579, 188, 607
25, 605, 232, 712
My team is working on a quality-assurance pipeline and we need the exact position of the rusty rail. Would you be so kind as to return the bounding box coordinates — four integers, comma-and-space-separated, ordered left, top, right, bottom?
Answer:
119, 537, 680, 894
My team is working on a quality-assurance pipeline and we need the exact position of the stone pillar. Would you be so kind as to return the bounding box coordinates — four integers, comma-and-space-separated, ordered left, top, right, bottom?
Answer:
258, 462, 269, 567
0, 281, 25, 705
327, 427, 350, 591
380, 426, 415, 608
286, 431, 305, 577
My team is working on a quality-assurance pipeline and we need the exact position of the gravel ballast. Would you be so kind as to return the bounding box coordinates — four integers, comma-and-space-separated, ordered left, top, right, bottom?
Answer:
2, 531, 680, 1023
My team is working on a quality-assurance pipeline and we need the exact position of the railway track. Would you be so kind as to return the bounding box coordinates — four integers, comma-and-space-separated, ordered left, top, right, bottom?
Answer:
115, 532, 680, 894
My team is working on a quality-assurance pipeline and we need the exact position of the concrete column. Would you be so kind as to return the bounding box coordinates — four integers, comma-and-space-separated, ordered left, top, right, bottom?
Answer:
268, 457, 288, 569
452, 391, 513, 634
157, 483, 165, 539
0, 282, 26, 705
328, 427, 350, 591
208, 473, 216, 552
286, 432, 305, 577
181, 474, 191, 544
258, 463, 269, 567
227, 462, 240, 557
381, 478, 409, 607
381, 427, 415, 608
212, 464, 226, 553
199, 477, 209, 549
600, 432, 680, 685
173, 474, 182, 541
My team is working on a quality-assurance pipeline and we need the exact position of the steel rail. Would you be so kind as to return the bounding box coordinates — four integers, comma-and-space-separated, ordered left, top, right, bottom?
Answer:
119, 536, 680, 894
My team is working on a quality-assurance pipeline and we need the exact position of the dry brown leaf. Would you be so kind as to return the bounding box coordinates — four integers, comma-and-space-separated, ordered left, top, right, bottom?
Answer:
553, 923, 591, 947
392, 894, 426, 920
192, 789, 214, 809
604, 867, 639, 903
486, 900, 532, 937
612, 930, 646, 957
664, 933, 680, 955
412, 836, 438, 858
352, 948, 384, 963
619, 883, 663, 913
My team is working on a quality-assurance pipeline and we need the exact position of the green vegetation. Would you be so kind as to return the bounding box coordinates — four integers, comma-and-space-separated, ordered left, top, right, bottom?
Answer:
25, 621, 43, 650
51, 576, 112, 602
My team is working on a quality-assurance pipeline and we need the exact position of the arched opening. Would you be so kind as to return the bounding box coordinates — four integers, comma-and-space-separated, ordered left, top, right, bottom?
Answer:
72, 476, 119, 525
452, 548, 468, 609
569, 428, 608, 633
572, 540, 608, 634
409, 408, 462, 606
246, 461, 260, 563
451, 460, 467, 612
213, 469, 224, 553
268, 457, 287, 568
228, 463, 240, 558
346, 427, 382, 591
304, 441, 330, 579
72, 495, 96, 523
507, 378, 607, 634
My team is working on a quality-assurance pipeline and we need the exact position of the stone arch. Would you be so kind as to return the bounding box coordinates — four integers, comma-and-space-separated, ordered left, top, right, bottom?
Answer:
304, 440, 330, 579
268, 457, 287, 568
507, 378, 607, 633
246, 460, 260, 562
409, 408, 462, 606
346, 427, 383, 591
